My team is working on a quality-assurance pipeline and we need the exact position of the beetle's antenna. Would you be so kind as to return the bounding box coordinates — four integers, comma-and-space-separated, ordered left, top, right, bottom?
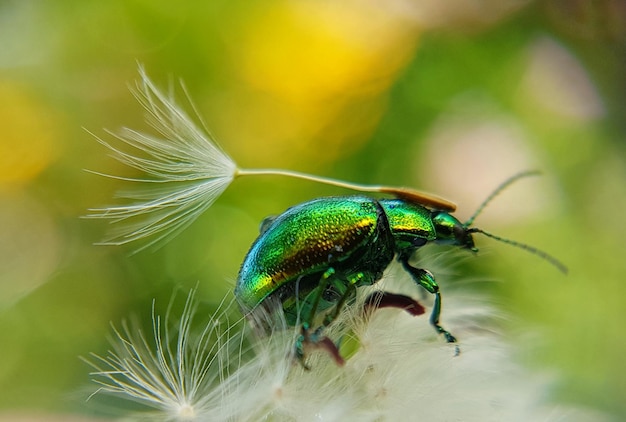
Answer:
468, 228, 568, 274
464, 170, 541, 228
235, 168, 457, 212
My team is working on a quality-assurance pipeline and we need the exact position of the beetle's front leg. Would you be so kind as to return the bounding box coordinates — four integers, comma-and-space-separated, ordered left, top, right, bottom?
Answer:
399, 256, 458, 351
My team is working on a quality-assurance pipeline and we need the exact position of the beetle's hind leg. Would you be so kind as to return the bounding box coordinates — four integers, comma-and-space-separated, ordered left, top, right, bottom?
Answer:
362, 291, 426, 317
398, 255, 459, 354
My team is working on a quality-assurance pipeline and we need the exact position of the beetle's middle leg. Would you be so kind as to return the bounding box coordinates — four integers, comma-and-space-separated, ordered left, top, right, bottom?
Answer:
398, 255, 458, 352
295, 270, 373, 367
295, 268, 346, 367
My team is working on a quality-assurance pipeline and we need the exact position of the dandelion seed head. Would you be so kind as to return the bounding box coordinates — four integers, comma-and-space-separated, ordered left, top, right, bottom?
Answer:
88, 278, 608, 422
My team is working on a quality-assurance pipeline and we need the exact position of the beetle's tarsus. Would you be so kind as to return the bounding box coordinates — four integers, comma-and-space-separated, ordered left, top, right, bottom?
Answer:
294, 333, 311, 370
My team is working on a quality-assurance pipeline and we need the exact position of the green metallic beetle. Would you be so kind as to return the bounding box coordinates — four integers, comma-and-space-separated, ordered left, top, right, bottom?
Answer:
235, 173, 567, 366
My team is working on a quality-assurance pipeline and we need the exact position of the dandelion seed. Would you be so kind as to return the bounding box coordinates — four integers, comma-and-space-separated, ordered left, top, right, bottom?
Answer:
85, 290, 238, 420
86, 67, 238, 250
87, 67, 456, 250
85, 288, 297, 421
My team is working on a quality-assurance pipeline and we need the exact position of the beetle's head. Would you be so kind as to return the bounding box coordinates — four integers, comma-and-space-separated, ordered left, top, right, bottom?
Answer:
428, 171, 568, 274
432, 211, 477, 252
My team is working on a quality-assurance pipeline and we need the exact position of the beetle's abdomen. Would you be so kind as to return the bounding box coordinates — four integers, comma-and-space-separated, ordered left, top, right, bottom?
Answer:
236, 196, 384, 311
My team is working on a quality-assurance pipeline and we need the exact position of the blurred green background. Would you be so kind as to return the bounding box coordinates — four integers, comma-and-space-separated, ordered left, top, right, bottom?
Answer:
0, 0, 624, 419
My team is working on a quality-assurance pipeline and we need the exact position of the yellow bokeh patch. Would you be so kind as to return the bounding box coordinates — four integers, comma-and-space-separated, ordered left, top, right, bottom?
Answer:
0, 80, 61, 185
222, 1, 420, 167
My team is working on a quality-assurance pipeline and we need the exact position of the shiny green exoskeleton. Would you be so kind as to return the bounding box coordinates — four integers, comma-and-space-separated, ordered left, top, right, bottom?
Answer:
235, 195, 474, 365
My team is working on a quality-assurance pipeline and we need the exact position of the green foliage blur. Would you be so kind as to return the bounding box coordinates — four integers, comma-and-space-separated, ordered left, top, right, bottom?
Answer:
0, 0, 624, 419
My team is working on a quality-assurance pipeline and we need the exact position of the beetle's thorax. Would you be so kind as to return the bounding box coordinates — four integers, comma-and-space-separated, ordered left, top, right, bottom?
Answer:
379, 199, 476, 252
379, 199, 436, 252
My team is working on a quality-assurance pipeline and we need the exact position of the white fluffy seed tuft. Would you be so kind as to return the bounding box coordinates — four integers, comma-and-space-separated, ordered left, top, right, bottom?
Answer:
86, 275, 608, 422
86, 67, 237, 251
